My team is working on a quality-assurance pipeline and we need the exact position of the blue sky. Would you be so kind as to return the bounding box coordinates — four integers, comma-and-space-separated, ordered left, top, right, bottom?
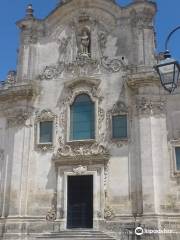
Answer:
0, 0, 180, 80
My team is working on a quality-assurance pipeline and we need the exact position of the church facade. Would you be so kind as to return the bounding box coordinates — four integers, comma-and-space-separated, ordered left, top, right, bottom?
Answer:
0, 0, 180, 239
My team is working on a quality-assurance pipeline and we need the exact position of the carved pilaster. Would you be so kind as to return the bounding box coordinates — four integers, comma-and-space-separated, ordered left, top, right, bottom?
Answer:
136, 97, 166, 117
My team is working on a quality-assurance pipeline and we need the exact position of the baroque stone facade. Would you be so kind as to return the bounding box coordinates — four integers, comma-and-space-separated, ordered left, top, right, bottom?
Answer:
0, 0, 180, 239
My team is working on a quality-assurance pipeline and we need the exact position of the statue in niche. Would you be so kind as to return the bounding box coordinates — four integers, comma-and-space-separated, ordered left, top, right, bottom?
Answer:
79, 28, 91, 57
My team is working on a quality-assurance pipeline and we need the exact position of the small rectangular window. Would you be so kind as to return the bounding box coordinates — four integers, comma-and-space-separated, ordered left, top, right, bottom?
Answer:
39, 121, 53, 143
175, 147, 180, 171
112, 115, 127, 139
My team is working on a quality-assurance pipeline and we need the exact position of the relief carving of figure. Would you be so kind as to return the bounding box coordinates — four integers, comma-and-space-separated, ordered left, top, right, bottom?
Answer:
79, 28, 90, 57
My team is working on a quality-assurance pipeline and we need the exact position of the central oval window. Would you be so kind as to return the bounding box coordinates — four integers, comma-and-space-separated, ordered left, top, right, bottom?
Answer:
70, 94, 95, 140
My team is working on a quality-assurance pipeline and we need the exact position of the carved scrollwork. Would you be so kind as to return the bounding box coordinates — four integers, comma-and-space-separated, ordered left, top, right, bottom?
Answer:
136, 97, 166, 116
73, 165, 87, 175
53, 139, 110, 165
39, 63, 64, 80
46, 206, 57, 221
35, 109, 56, 122
104, 206, 115, 220
46, 191, 57, 221
57, 141, 109, 157
101, 56, 124, 73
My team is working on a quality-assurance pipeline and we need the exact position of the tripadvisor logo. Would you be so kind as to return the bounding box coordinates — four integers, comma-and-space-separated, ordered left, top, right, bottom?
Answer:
135, 227, 144, 236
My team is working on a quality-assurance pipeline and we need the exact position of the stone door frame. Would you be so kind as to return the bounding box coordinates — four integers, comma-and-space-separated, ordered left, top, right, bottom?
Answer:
56, 164, 105, 230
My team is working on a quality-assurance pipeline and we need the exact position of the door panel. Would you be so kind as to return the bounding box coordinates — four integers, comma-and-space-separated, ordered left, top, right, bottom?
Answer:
67, 175, 93, 228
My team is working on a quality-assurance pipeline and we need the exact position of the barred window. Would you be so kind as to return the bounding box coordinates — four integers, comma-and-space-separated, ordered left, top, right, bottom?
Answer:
70, 94, 95, 140
39, 121, 53, 143
112, 115, 127, 139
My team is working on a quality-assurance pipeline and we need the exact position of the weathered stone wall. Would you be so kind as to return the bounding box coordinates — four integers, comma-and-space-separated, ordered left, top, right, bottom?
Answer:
1, 0, 180, 239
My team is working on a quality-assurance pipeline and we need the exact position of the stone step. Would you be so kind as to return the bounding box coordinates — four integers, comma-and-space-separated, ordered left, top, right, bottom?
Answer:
35, 230, 115, 240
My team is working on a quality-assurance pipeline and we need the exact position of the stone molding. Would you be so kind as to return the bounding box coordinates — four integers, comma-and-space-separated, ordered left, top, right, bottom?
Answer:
35, 109, 56, 123
59, 77, 104, 144
106, 100, 129, 146
0, 83, 34, 102
126, 69, 160, 89
34, 109, 57, 151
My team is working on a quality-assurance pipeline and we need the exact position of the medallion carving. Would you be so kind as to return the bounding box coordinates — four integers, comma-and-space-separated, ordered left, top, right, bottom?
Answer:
46, 206, 56, 221
104, 205, 115, 220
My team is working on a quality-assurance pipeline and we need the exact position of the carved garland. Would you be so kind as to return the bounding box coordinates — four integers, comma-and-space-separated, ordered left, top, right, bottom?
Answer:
35, 109, 57, 151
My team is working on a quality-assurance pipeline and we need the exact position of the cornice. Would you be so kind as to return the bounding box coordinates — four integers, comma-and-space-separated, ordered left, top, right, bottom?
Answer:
126, 68, 160, 88
0, 83, 35, 102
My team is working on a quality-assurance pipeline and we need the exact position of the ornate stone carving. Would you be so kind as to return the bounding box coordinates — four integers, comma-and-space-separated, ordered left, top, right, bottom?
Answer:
106, 100, 128, 145
98, 32, 107, 50
46, 206, 56, 221
98, 107, 105, 130
58, 78, 103, 144
46, 191, 57, 221
73, 165, 87, 175
35, 109, 56, 122
78, 28, 91, 57
57, 141, 108, 157
39, 63, 64, 80
101, 56, 124, 73
6, 70, 17, 84
136, 97, 166, 116
104, 206, 115, 220
53, 140, 109, 165
35, 109, 56, 151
